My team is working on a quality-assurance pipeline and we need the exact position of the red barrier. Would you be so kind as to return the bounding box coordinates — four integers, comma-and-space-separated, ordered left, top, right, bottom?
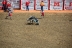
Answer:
34, 0, 36, 10
0, 6, 2, 10
48, 0, 50, 10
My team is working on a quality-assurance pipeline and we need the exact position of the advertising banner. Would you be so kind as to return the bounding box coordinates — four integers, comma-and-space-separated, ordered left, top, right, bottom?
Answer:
21, 0, 34, 10
0, 0, 2, 7
0, 0, 2, 9
50, 0, 63, 10
35, 0, 48, 10
13, 0, 20, 8
64, 0, 72, 10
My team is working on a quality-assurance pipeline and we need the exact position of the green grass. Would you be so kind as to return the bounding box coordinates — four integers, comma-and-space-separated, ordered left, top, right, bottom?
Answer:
0, 12, 72, 48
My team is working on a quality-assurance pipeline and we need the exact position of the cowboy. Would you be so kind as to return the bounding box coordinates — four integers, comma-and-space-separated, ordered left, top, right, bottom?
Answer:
25, 1, 30, 11
40, 1, 45, 12
2, 0, 7, 12
5, 8, 12, 20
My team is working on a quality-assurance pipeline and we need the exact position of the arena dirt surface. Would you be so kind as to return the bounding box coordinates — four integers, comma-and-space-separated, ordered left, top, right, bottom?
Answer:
0, 10, 72, 48
1, 10, 72, 13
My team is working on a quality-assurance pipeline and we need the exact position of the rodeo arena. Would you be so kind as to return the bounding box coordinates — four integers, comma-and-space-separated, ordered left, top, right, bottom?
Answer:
0, 0, 72, 48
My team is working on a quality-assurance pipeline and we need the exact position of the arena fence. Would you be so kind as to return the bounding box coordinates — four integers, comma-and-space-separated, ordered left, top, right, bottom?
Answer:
0, 0, 72, 10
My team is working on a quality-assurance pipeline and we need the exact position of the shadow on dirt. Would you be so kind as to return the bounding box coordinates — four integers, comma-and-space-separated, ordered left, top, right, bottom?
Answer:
26, 23, 39, 25
69, 20, 72, 22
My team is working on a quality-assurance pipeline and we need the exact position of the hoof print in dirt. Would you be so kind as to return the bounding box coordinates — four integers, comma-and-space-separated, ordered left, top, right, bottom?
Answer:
69, 20, 72, 21
5, 18, 8, 19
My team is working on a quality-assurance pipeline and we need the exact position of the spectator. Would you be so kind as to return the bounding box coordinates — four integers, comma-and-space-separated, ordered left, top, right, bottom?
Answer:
25, 1, 30, 11
40, 1, 45, 12
2, 0, 7, 12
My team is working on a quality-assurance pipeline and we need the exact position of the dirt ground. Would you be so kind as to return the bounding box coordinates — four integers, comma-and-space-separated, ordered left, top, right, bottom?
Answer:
0, 10, 72, 48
